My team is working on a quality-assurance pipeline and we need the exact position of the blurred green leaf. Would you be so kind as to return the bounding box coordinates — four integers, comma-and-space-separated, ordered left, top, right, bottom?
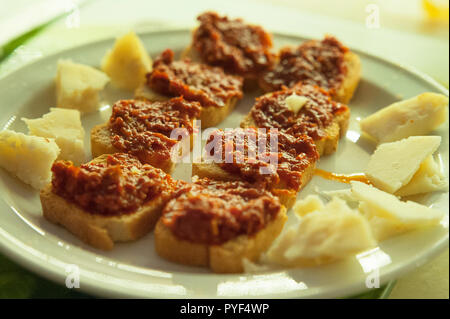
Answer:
0, 254, 36, 298
0, 25, 48, 63
0, 272, 36, 298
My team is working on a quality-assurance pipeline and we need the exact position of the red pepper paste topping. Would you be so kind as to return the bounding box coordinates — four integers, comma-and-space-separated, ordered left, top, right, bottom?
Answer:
147, 49, 243, 108
161, 178, 281, 245
262, 36, 349, 94
51, 153, 177, 216
193, 11, 275, 77
108, 98, 201, 164
205, 127, 318, 191
250, 84, 348, 140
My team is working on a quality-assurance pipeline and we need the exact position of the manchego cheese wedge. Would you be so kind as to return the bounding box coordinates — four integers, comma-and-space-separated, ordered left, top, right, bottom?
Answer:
351, 181, 444, 241
55, 59, 109, 113
395, 155, 447, 197
0, 130, 60, 189
22, 108, 86, 165
365, 136, 442, 194
360, 92, 448, 144
101, 31, 152, 91
264, 196, 376, 267
292, 194, 324, 217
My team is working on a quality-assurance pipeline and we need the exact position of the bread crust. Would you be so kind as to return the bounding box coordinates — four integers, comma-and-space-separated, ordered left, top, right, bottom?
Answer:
335, 51, 361, 104
90, 123, 176, 174
258, 51, 361, 104
40, 155, 169, 250
154, 218, 209, 267
134, 84, 239, 129
154, 206, 287, 273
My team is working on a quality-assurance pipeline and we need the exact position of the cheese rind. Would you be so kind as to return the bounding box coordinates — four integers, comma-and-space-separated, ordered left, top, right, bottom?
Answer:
360, 92, 448, 143
264, 196, 376, 267
22, 108, 86, 165
101, 31, 152, 91
365, 136, 442, 193
56, 59, 109, 113
0, 130, 60, 189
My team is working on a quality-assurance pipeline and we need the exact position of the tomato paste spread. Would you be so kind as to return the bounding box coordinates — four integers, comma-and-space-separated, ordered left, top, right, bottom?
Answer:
262, 36, 348, 93
193, 11, 275, 77
205, 127, 318, 190
147, 49, 243, 107
108, 98, 200, 164
161, 178, 281, 245
250, 84, 348, 140
51, 153, 177, 216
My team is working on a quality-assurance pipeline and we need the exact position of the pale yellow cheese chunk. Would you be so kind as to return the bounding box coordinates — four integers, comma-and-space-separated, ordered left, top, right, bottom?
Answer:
22, 108, 86, 165
293, 194, 324, 217
365, 136, 442, 193
0, 130, 60, 189
264, 196, 376, 267
285, 94, 309, 114
359, 210, 407, 242
351, 181, 444, 241
56, 59, 109, 113
101, 31, 152, 91
320, 189, 358, 204
395, 155, 447, 197
360, 92, 448, 143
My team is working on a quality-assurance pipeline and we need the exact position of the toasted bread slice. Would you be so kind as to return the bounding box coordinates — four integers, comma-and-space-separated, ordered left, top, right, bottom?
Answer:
181, 45, 259, 91
154, 202, 287, 273
258, 37, 361, 104
134, 84, 239, 129
41, 184, 166, 250
183, 12, 275, 90
90, 123, 176, 173
40, 154, 174, 250
91, 98, 200, 173
192, 162, 315, 208
336, 51, 361, 104
191, 128, 318, 208
241, 111, 350, 157
138, 48, 243, 128
241, 85, 351, 157
259, 51, 360, 104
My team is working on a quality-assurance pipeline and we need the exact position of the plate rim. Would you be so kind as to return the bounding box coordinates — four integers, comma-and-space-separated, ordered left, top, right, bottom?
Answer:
0, 28, 448, 299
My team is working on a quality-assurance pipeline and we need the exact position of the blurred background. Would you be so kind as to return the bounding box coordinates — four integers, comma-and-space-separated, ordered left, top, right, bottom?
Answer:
0, 0, 448, 299
0, 0, 449, 86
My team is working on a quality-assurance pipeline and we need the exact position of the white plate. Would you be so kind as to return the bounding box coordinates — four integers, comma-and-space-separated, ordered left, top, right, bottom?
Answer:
0, 29, 448, 299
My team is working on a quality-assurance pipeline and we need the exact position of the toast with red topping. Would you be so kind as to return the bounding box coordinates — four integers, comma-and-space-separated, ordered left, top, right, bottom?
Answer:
40, 153, 178, 250
91, 98, 200, 173
192, 127, 319, 208
241, 84, 350, 156
154, 178, 287, 273
259, 36, 361, 104
181, 12, 276, 89
135, 49, 243, 128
